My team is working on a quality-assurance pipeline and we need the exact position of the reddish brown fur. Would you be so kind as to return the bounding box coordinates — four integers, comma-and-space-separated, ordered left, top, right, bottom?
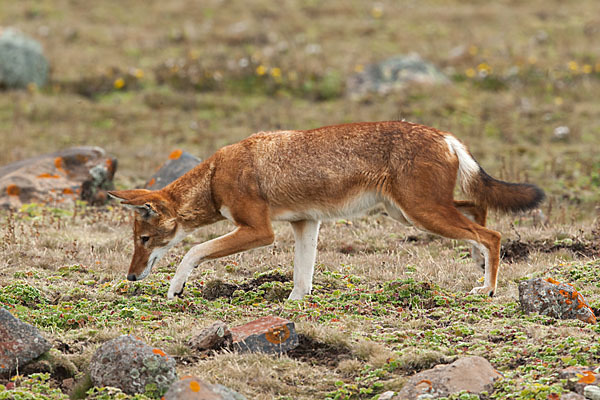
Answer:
110, 121, 544, 297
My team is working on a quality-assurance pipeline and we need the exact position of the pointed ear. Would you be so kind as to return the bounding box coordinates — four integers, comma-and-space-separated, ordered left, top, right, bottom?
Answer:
108, 189, 151, 202
125, 202, 158, 219
108, 190, 158, 219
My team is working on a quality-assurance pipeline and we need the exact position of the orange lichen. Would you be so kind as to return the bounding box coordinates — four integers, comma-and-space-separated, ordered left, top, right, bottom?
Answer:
265, 325, 291, 344
6, 184, 20, 196
189, 380, 201, 392
37, 173, 60, 178
578, 371, 596, 384
415, 379, 433, 392
152, 348, 166, 357
168, 149, 183, 160
54, 157, 65, 170
148, 178, 156, 187
545, 277, 561, 285
63, 188, 74, 195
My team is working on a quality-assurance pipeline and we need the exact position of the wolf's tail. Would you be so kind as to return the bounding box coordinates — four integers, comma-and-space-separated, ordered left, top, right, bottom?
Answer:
445, 135, 545, 213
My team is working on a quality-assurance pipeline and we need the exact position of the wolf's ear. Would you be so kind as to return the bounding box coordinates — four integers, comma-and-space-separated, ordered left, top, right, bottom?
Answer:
108, 190, 158, 219
126, 202, 158, 219
108, 189, 151, 202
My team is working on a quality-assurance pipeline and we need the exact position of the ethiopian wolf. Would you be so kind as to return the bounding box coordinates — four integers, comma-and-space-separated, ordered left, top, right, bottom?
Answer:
109, 121, 544, 300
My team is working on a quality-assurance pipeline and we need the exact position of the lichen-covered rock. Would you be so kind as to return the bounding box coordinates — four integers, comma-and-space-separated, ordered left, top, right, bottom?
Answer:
0, 146, 117, 209
89, 335, 177, 396
346, 54, 448, 99
230, 316, 299, 354
560, 366, 600, 394
145, 150, 201, 190
163, 376, 247, 400
393, 356, 502, 399
0, 307, 52, 375
0, 27, 49, 89
519, 277, 596, 324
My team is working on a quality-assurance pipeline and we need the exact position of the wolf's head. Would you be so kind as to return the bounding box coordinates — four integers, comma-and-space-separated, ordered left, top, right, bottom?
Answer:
108, 189, 182, 281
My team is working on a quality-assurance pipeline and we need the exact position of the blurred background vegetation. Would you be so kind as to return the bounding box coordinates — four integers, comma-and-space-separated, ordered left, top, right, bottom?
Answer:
1, 0, 599, 221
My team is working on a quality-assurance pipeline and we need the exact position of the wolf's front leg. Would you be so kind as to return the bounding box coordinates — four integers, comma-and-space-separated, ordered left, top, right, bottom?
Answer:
167, 225, 274, 299
288, 220, 321, 300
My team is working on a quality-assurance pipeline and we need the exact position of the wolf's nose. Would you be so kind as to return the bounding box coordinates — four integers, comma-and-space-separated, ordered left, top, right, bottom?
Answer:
127, 274, 137, 281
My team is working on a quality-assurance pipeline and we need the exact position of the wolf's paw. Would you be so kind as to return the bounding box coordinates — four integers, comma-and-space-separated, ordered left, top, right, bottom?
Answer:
469, 286, 495, 297
287, 287, 310, 301
167, 281, 186, 299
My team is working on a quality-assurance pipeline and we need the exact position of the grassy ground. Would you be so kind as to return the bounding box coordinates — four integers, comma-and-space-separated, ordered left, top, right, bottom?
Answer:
1, 0, 600, 399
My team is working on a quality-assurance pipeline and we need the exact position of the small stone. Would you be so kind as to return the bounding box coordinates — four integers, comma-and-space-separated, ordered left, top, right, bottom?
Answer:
519, 277, 596, 324
393, 356, 502, 399
163, 376, 247, 400
89, 335, 177, 396
554, 126, 570, 140
230, 316, 299, 354
188, 322, 232, 351
145, 150, 201, 190
378, 391, 396, 400
584, 385, 600, 400
560, 392, 586, 400
346, 54, 449, 100
0, 307, 52, 375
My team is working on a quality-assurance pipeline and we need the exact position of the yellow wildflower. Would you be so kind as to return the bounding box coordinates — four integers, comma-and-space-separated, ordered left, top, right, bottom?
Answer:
133, 68, 144, 79
582, 64, 592, 74
371, 4, 383, 19
465, 68, 476, 78
114, 78, 125, 89
270, 67, 282, 78
477, 63, 492, 73
256, 65, 267, 76
568, 61, 579, 73
354, 64, 364, 73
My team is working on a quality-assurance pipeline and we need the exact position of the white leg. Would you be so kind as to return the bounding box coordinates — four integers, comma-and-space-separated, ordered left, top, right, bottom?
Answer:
467, 240, 492, 294
167, 227, 273, 299
459, 210, 485, 270
167, 240, 213, 299
288, 220, 321, 300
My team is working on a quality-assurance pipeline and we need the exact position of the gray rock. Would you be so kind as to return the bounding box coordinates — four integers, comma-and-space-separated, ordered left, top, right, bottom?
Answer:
188, 321, 232, 351
560, 392, 586, 400
378, 391, 396, 400
145, 150, 201, 190
585, 385, 600, 400
89, 335, 177, 396
230, 316, 299, 354
519, 278, 597, 324
163, 376, 247, 400
0, 146, 117, 209
0, 27, 49, 89
346, 54, 448, 99
393, 356, 502, 399
0, 307, 52, 375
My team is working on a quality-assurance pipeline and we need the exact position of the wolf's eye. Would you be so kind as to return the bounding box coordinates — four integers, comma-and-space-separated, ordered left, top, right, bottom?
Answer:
140, 236, 150, 244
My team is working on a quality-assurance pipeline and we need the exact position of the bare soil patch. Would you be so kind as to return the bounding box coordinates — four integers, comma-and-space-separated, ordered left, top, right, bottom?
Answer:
287, 334, 354, 367
501, 238, 600, 263
201, 271, 291, 300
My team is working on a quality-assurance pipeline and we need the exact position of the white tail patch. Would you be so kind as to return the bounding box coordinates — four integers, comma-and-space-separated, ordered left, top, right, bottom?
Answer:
444, 135, 479, 194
